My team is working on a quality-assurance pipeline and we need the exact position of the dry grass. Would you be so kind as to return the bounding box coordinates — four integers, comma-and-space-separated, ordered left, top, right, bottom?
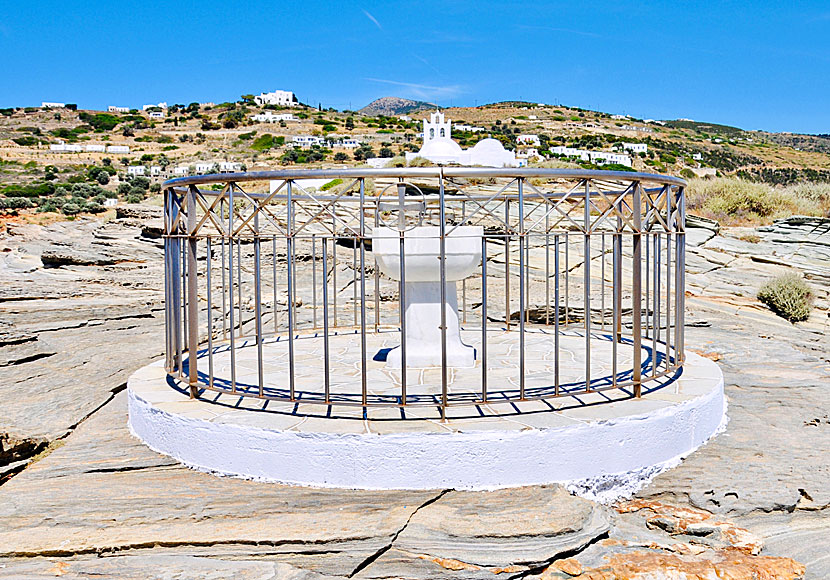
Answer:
757, 273, 813, 322
686, 177, 830, 225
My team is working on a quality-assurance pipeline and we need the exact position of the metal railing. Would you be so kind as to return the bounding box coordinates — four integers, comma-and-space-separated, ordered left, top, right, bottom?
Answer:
162, 168, 686, 417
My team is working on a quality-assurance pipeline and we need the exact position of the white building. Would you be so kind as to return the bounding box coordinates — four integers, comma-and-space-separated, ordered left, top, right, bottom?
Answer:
108, 106, 130, 113
692, 152, 703, 161
516, 148, 543, 161
250, 112, 296, 123
107, 145, 130, 153
104, 198, 118, 207
195, 162, 216, 173
254, 90, 297, 107
517, 134, 541, 146
142, 102, 168, 111
149, 166, 162, 176
550, 146, 632, 167
148, 111, 165, 119
173, 165, 190, 176
623, 143, 648, 154
454, 124, 485, 133
41, 102, 65, 109
219, 162, 243, 172
127, 166, 146, 176
292, 135, 325, 148
621, 125, 654, 133
404, 111, 517, 168
588, 151, 632, 166
85, 144, 106, 152
336, 137, 361, 149
49, 143, 82, 153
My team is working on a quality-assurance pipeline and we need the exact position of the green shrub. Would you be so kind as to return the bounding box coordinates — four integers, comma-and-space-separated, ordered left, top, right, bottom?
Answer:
757, 273, 813, 322
62, 202, 81, 215
320, 179, 343, 191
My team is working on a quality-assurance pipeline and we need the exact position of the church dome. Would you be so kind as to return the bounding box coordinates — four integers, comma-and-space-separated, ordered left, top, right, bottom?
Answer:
419, 138, 464, 158
470, 138, 507, 153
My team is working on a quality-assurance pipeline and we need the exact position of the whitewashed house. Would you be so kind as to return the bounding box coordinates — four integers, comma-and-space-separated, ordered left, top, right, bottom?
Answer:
104, 198, 118, 207
173, 165, 190, 176
142, 102, 168, 111
588, 151, 632, 166
107, 145, 130, 153
148, 111, 165, 119
254, 90, 297, 107
41, 102, 65, 109
623, 143, 648, 154
150, 166, 162, 176
219, 162, 243, 172
85, 144, 106, 153
292, 135, 325, 148
128, 166, 146, 176
195, 162, 216, 174
517, 134, 541, 146
108, 106, 130, 113
250, 112, 296, 123
455, 124, 485, 133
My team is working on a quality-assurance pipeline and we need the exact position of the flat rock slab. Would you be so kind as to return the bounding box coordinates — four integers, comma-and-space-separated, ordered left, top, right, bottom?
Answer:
394, 486, 611, 568
0, 392, 437, 577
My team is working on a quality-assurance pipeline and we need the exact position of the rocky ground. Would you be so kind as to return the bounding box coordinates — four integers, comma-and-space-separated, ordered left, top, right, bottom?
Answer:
0, 206, 827, 579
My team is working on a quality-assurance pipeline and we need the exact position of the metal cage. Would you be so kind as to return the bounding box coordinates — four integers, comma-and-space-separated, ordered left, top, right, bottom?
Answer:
162, 168, 686, 418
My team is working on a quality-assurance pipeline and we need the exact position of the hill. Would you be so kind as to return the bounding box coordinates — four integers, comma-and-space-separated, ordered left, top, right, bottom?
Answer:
358, 96, 436, 116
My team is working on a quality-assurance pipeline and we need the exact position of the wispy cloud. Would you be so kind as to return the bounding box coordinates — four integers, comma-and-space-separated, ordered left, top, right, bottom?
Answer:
363, 77, 464, 100
361, 9, 383, 31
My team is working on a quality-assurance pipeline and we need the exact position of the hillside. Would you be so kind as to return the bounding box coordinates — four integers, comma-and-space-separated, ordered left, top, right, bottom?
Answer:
358, 96, 436, 116
2, 96, 830, 219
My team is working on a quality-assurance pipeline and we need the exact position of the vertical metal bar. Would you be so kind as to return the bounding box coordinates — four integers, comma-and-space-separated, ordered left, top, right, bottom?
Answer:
398, 228, 407, 405
504, 199, 510, 331
359, 179, 368, 407
518, 178, 526, 399
545, 212, 550, 326
439, 170, 448, 418
163, 189, 172, 371
312, 234, 317, 329
612, 217, 621, 388
583, 180, 591, 392
480, 236, 488, 402
287, 181, 296, 400
666, 229, 672, 370
272, 236, 278, 335
236, 237, 242, 338
221, 222, 227, 340
564, 230, 569, 326
228, 186, 236, 393
462, 200, 467, 325
353, 241, 358, 327
254, 212, 264, 397
601, 231, 606, 331
554, 234, 560, 394
632, 183, 643, 398
322, 237, 331, 402
207, 237, 214, 388
186, 185, 199, 397
181, 232, 187, 358
374, 191, 380, 333
676, 186, 686, 363
332, 213, 337, 327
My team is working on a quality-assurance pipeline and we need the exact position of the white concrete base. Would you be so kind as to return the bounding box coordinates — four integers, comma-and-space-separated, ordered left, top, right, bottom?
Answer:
127, 341, 725, 493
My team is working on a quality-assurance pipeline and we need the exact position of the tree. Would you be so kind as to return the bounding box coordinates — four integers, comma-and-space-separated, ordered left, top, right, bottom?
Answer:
102, 157, 112, 166
240, 94, 255, 104
96, 172, 110, 185
354, 144, 374, 161
345, 116, 354, 131
122, 125, 135, 137
334, 152, 349, 162
120, 157, 130, 167
378, 147, 394, 158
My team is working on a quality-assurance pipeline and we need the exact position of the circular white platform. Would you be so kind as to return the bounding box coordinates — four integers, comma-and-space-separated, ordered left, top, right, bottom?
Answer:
127, 332, 725, 492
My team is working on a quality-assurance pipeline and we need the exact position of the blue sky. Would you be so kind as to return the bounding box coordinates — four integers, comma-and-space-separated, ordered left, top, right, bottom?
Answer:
2, 1, 829, 133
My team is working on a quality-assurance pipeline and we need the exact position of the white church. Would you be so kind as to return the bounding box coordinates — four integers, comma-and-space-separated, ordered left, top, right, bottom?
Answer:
405, 112, 518, 167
